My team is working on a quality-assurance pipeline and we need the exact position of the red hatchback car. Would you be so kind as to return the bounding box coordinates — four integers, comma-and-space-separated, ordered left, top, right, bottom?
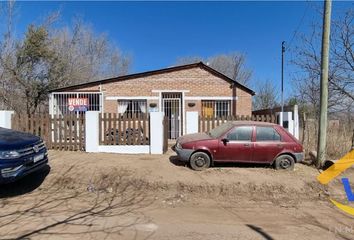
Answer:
172, 121, 304, 171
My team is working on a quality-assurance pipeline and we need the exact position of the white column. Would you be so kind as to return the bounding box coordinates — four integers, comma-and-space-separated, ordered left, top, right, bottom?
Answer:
279, 112, 283, 127
182, 92, 186, 135
150, 111, 164, 154
186, 111, 198, 134
293, 105, 300, 140
0, 111, 14, 129
85, 111, 99, 153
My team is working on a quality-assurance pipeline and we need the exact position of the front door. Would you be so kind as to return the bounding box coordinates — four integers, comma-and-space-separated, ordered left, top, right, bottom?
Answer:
218, 126, 254, 162
162, 93, 182, 139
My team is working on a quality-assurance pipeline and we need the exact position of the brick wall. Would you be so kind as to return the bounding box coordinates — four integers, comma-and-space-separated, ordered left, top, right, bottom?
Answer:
236, 88, 252, 116
60, 66, 253, 115
102, 67, 234, 97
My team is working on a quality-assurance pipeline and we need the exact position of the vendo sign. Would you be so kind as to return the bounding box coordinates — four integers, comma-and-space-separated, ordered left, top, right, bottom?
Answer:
68, 98, 89, 112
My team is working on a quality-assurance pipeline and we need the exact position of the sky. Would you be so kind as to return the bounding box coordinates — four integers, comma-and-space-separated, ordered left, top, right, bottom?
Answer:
3, 1, 354, 97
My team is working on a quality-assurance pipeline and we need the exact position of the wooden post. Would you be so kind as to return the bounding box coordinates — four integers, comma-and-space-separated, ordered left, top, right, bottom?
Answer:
316, 0, 332, 169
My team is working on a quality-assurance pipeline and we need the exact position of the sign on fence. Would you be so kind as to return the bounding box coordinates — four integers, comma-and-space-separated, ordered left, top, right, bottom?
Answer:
68, 98, 89, 112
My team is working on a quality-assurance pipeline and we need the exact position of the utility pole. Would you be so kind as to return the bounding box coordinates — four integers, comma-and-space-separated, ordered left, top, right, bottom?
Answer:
281, 41, 285, 127
316, 0, 332, 169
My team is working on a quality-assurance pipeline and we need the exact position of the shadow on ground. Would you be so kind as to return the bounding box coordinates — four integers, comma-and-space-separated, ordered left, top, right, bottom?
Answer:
0, 165, 50, 198
0, 167, 154, 240
169, 155, 273, 169
169, 155, 187, 167
246, 224, 274, 240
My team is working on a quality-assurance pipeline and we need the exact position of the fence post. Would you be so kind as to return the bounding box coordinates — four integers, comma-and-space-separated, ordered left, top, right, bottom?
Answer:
85, 111, 99, 153
186, 111, 198, 134
0, 111, 14, 129
150, 112, 164, 154
293, 105, 300, 140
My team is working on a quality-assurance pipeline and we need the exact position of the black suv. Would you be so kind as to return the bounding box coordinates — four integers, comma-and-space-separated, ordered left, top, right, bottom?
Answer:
0, 128, 48, 183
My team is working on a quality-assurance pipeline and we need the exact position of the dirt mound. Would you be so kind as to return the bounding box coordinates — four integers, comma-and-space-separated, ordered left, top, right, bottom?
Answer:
48, 164, 327, 206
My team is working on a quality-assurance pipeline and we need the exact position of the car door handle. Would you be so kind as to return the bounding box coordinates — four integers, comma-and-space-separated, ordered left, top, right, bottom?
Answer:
244, 143, 251, 147
277, 144, 283, 148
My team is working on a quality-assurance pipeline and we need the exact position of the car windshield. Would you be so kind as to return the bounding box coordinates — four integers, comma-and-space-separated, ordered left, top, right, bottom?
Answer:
208, 122, 234, 138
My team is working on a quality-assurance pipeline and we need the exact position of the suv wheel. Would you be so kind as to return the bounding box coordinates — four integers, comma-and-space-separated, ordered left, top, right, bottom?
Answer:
274, 155, 295, 170
190, 152, 211, 171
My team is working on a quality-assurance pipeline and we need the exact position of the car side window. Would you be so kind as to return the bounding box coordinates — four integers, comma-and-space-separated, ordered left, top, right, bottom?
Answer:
227, 126, 253, 141
256, 127, 281, 141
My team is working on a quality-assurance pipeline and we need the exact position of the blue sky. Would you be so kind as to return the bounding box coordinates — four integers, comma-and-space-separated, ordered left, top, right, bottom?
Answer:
4, 1, 354, 96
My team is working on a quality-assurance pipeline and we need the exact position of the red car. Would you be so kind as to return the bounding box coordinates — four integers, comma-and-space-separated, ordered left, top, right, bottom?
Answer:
172, 121, 304, 171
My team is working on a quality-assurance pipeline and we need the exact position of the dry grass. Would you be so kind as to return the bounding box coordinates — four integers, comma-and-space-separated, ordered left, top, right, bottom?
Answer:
301, 120, 353, 160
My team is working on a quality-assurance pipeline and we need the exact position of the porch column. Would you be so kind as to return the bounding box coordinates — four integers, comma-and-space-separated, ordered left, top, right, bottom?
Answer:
150, 112, 164, 154
186, 111, 198, 134
85, 111, 100, 153
0, 111, 14, 129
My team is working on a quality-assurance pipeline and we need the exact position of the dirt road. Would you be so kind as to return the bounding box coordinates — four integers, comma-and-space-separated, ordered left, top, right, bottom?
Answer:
0, 150, 353, 240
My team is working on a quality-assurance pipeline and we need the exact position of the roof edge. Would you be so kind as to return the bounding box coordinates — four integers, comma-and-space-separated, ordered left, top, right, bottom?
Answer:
49, 62, 255, 95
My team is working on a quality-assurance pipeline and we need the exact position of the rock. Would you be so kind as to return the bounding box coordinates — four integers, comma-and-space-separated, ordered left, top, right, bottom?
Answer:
87, 184, 95, 192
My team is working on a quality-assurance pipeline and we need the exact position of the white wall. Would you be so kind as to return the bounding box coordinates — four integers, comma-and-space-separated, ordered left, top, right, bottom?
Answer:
85, 111, 164, 154
85, 111, 100, 153
293, 105, 299, 139
150, 111, 164, 154
186, 111, 198, 134
275, 105, 300, 139
0, 111, 14, 129
98, 145, 150, 154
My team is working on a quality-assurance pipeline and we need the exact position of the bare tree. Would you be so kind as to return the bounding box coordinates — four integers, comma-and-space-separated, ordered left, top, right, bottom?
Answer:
176, 56, 203, 65
253, 80, 278, 110
292, 10, 354, 116
0, 3, 132, 114
176, 52, 252, 86
0, 25, 67, 114
208, 53, 252, 86
50, 18, 131, 86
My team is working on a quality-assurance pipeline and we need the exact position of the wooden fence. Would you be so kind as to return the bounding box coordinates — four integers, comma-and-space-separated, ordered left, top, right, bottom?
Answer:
99, 113, 150, 145
199, 114, 276, 133
11, 114, 85, 151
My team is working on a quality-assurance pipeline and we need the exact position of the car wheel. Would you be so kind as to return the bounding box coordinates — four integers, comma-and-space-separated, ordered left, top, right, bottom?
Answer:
274, 155, 295, 170
190, 152, 211, 171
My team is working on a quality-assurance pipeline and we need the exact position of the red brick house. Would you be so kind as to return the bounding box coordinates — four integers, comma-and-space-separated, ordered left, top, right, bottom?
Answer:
49, 62, 255, 138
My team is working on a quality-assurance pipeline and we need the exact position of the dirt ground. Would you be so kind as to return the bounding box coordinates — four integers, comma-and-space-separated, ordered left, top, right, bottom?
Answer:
0, 150, 353, 240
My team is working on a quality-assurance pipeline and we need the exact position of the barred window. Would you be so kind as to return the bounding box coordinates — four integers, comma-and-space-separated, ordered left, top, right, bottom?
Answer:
202, 100, 231, 117
117, 100, 147, 118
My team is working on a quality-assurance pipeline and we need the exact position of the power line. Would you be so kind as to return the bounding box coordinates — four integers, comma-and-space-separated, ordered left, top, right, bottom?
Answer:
287, 1, 311, 51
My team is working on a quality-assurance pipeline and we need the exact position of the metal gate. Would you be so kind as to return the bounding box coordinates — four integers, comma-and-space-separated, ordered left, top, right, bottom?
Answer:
162, 93, 182, 139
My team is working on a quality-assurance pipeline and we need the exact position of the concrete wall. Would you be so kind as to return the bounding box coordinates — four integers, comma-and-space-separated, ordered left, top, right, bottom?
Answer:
186, 111, 198, 134
0, 111, 14, 129
85, 111, 164, 154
